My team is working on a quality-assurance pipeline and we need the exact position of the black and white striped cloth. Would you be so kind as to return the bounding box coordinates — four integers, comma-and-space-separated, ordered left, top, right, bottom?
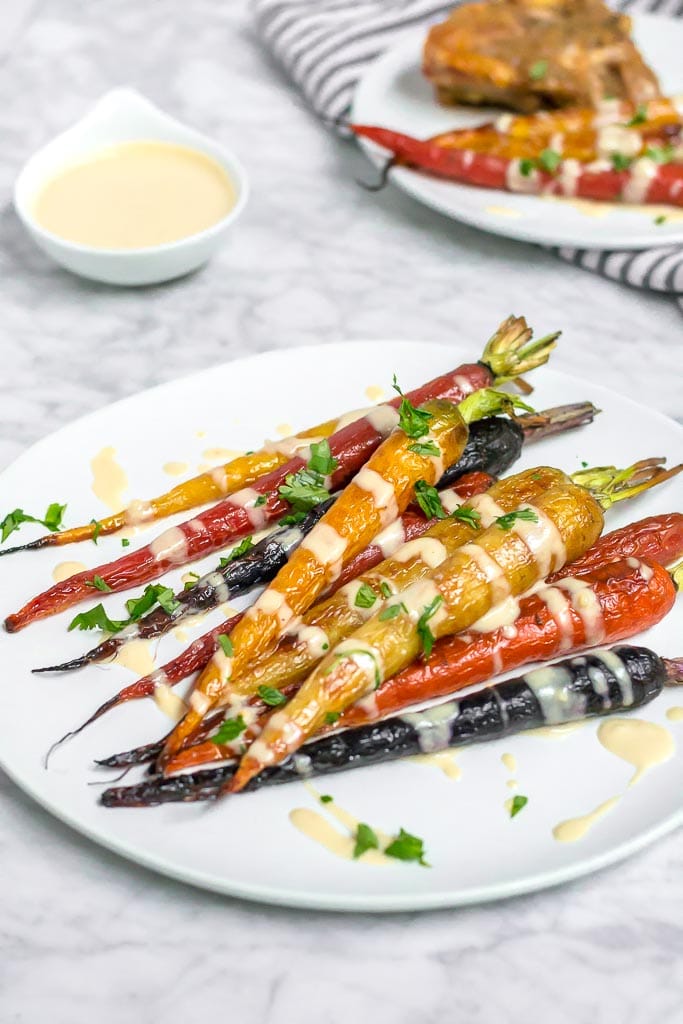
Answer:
252, 0, 683, 309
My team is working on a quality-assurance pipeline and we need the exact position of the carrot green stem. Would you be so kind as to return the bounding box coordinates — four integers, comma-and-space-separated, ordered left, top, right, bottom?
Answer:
480, 315, 560, 384
571, 458, 683, 510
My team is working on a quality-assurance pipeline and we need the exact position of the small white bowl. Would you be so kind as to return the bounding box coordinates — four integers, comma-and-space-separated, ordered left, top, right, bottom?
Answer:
14, 88, 249, 286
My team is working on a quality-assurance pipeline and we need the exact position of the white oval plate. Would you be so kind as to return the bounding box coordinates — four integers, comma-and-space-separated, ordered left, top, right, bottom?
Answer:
351, 15, 683, 249
0, 341, 681, 912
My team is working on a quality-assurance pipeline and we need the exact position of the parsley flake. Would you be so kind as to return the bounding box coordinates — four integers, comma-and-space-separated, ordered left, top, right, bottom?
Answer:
510, 794, 528, 818
219, 536, 253, 567
408, 440, 440, 458
626, 104, 647, 127
379, 581, 393, 599
611, 152, 632, 171
68, 604, 125, 634
324, 711, 340, 725
654, 214, 667, 225
353, 822, 379, 859
450, 506, 481, 529
0, 502, 67, 543
90, 519, 102, 544
414, 479, 446, 520
538, 148, 561, 174
218, 634, 234, 657
529, 59, 548, 80
496, 508, 539, 531
354, 583, 378, 610
121, 538, 130, 547
254, 494, 268, 507
320, 794, 334, 804
645, 144, 675, 164
211, 715, 247, 744
279, 510, 308, 527
308, 439, 338, 477
391, 375, 433, 440
416, 595, 444, 659
279, 468, 330, 511
258, 684, 286, 707
519, 158, 535, 177
384, 828, 429, 865
379, 602, 407, 621
85, 575, 112, 593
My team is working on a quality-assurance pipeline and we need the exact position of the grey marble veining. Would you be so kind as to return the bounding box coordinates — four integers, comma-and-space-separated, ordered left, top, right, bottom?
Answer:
0, 2, 681, 1022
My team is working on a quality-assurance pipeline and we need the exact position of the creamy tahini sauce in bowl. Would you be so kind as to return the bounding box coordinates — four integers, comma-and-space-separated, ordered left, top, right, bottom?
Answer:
33, 141, 237, 250
14, 88, 249, 285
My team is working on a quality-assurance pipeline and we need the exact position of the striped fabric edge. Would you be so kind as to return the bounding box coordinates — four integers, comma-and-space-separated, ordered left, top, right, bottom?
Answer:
251, 0, 683, 300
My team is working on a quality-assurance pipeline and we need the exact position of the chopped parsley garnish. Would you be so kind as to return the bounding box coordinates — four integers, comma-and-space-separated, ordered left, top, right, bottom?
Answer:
91, 519, 102, 544
529, 59, 548, 80
183, 572, 200, 590
320, 794, 334, 804
258, 684, 286, 706
324, 711, 340, 725
353, 822, 379, 859
611, 152, 632, 172
211, 715, 247, 744
254, 494, 268, 507
379, 581, 393, 599
519, 158, 535, 177
414, 479, 446, 520
510, 794, 529, 818
354, 583, 378, 609
85, 575, 112, 593
626, 104, 647, 127
384, 828, 429, 866
408, 440, 440, 458
68, 604, 125, 633
279, 468, 330, 512
654, 214, 667, 225
644, 143, 675, 164
0, 502, 67, 543
125, 584, 179, 621
391, 375, 433, 440
580, 460, 588, 468
538, 148, 561, 174
279, 510, 308, 527
496, 508, 539, 531
307, 439, 338, 476
450, 506, 481, 529
218, 634, 234, 657
121, 537, 130, 547
219, 536, 253, 567
379, 602, 407, 621
416, 595, 444, 659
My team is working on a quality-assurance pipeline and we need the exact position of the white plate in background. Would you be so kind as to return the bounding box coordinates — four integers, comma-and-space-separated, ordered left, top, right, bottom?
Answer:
352, 15, 683, 249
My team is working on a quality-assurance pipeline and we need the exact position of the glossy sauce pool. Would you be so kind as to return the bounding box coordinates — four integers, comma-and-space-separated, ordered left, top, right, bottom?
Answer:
32, 140, 236, 249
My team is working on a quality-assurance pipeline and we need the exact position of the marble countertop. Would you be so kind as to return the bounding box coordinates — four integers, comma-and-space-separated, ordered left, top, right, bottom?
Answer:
0, 2, 681, 1021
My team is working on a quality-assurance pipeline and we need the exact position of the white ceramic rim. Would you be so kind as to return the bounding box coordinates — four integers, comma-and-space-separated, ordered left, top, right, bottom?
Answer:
0, 340, 681, 912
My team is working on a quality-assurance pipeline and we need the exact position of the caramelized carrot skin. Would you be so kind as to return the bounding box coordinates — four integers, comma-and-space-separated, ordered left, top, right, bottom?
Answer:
4, 364, 490, 632
339, 558, 675, 729
547, 513, 683, 581
350, 124, 683, 207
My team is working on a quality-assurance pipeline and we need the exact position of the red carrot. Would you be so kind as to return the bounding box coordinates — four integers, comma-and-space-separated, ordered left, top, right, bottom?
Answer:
350, 124, 683, 207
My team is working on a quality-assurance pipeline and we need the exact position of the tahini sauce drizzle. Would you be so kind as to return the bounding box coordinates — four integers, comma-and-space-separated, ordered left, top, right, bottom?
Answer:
52, 560, 87, 582
598, 717, 675, 785
289, 785, 393, 864
163, 461, 189, 477
552, 718, 675, 842
666, 707, 683, 722
91, 446, 128, 512
114, 638, 156, 676
410, 750, 462, 780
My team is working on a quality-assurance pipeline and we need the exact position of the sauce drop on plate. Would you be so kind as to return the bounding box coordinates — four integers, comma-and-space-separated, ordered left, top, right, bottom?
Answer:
33, 141, 236, 249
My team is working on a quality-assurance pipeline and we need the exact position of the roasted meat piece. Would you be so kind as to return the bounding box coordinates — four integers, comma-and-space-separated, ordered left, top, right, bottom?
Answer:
423, 0, 661, 113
